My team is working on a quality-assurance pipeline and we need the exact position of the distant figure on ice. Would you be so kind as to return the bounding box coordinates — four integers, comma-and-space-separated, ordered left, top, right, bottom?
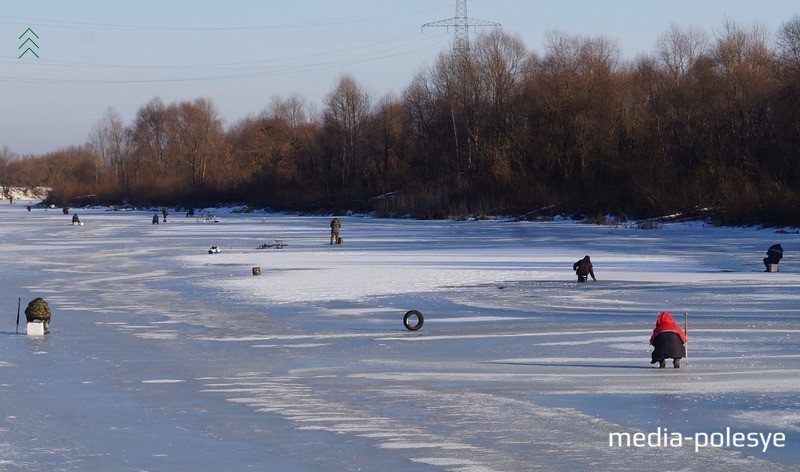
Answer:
152, 213, 159, 225
572, 255, 596, 282
330, 217, 342, 245
186, 208, 195, 217
763, 244, 783, 272
27, 205, 32, 211
649, 312, 686, 369
162, 207, 168, 222
62, 205, 69, 215
72, 213, 80, 225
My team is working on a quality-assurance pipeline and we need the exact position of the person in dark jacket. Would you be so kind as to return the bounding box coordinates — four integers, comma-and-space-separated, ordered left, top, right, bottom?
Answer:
572, 255, 596, 282
152, 213, 159, 225
649, 312, 687, 368
763, 244, 783, 271
72, 213, 80, 225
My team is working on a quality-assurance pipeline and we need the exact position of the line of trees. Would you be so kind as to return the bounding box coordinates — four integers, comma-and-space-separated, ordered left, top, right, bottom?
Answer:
2, 18, 800, 225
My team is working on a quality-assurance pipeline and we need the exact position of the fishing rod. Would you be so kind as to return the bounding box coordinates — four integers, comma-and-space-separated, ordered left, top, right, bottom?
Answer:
684, 311, 688, 367
15, 297, 21, 334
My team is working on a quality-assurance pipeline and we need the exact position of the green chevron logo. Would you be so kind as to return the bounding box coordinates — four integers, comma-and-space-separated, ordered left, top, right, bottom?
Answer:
18, 27, 40, 59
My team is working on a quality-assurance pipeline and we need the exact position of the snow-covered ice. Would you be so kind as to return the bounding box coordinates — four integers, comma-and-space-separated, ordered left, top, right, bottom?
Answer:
1, 201, 798, 471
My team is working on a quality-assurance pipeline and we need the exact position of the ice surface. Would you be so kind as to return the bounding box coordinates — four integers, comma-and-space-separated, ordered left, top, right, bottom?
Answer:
0, 201, 798, 470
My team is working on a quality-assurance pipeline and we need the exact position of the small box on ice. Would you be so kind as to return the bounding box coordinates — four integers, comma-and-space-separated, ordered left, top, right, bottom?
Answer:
27, 321, 45, 336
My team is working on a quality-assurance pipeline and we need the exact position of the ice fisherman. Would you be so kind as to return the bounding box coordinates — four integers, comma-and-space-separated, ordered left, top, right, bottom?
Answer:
649, 312, 686, 369
573, 255, 596, 282
763, 244, 783, 271
330, 217, 342, 245
72, 213, 80, 225
152, 213, 159, 225
162, 207, 168, 222
25, 297, 51, 334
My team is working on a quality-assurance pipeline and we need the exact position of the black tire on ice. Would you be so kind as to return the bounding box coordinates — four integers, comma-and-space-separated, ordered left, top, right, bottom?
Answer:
403, 310, 424, 331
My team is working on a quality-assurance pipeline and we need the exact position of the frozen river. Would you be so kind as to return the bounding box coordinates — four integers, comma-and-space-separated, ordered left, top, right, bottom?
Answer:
1, 203, 798, 471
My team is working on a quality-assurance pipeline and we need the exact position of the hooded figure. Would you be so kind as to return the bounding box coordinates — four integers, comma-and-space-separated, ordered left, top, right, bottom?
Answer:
152, 213, 159, 225
572, 255, 596, 282
763, 244, 783, 271
330, 218, 341, 245
649, 312, 687, 368
25, 297, 51, 334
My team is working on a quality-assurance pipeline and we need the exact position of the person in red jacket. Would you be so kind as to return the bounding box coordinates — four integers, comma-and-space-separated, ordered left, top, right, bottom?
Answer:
649, 312, 687, 368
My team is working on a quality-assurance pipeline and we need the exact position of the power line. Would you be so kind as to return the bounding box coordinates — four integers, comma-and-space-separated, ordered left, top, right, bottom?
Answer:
0, 33, 442, 71
0, 38, 447, 84
0, 3, 454, 84
0, 4, 439, 32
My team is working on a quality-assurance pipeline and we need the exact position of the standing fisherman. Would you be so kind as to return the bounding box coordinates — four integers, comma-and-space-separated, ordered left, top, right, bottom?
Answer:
330, 218, 342, 245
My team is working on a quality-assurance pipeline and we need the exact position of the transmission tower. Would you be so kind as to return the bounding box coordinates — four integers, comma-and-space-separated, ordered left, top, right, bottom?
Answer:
422, 0, 501, 58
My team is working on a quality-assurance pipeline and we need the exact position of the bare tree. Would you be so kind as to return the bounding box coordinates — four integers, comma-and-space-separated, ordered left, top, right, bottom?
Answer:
266, 93, 316, 128
711, 20, 774, 168
168, 98, 228, 194
713, 19, 771, 74
90, 107, 132, 190
323, 75, 371, 190
777, 16, 800, 73
130, 97, 171, 181
473, 30, 530, 182
531, 31, 623, 184
0, 146, 14, 197
656, 24, 709, 85
365, 93, 411, 192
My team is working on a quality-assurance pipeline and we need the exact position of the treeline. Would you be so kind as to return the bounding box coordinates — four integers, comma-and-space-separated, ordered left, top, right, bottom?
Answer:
2, 18, 800, 225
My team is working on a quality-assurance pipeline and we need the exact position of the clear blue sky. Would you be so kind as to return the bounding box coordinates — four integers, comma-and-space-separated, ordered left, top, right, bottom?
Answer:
2, 0, 798, 155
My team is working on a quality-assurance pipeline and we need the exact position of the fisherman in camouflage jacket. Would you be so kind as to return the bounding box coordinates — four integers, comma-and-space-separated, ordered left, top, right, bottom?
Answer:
25, 297, 51, 334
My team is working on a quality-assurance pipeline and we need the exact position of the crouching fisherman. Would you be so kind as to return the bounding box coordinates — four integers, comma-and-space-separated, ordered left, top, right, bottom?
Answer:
572, 255, 596, 282
649, 312, 686, 368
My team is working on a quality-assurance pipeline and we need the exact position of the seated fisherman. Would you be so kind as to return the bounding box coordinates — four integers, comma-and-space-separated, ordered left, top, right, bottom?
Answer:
763, 244, 783, 271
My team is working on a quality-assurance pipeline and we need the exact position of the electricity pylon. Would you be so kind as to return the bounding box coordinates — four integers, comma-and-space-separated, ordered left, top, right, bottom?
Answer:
422, 0, 501, 58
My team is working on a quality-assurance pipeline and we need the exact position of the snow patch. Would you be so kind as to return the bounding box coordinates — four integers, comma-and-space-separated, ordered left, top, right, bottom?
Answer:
733, 410, 800, 431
